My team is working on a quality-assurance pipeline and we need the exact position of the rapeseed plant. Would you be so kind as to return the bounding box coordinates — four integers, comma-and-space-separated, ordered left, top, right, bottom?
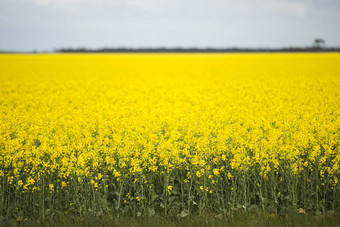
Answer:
0, 53, 339, 219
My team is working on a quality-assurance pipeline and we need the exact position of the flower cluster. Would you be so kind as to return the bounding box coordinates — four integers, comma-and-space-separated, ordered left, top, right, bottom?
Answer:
0, 53, 339, 217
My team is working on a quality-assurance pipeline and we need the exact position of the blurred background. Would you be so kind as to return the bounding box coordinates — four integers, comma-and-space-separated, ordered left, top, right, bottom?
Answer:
0, 0, 340, 52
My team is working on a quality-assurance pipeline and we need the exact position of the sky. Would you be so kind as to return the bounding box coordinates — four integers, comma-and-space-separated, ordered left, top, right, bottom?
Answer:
0, 0, 340, 51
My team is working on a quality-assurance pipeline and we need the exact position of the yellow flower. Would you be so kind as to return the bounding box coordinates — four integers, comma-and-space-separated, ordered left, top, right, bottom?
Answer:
196, 171, 201, 178
1, 53, 339, 216
49, 184, 54, 192
61, 181, 67, 189
18, 180, 23, 187
213, 168, 219, 176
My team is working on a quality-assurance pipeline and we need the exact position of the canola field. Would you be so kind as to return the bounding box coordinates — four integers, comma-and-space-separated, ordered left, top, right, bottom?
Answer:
0, 53, 339, 219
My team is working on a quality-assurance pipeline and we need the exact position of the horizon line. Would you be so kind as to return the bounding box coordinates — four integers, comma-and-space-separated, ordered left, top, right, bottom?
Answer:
1, 46, 340, 54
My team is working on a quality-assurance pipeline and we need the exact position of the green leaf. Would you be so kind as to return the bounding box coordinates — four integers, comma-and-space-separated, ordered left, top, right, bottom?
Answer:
148, 208, 155, 217
152, 194, 159, 201
180, 210, 188, 218
168, 196, 176, 204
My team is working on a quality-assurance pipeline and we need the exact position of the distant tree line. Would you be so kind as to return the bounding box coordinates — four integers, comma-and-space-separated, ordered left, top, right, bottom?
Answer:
55, 47, 340, 53
1, 38, 339, 53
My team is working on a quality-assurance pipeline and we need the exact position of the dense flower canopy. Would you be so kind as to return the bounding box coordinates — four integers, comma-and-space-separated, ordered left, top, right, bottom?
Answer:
0, 53, 339, 218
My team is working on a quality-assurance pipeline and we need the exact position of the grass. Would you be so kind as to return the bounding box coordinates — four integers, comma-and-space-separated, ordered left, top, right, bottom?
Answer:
2, 210, 340, 227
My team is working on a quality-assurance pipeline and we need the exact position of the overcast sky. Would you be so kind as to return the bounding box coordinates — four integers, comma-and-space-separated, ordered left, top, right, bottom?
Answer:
0, 0, 340, 51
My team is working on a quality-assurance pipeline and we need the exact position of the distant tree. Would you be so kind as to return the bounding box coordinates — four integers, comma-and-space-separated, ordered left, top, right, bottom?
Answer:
313, 38, 326, 48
